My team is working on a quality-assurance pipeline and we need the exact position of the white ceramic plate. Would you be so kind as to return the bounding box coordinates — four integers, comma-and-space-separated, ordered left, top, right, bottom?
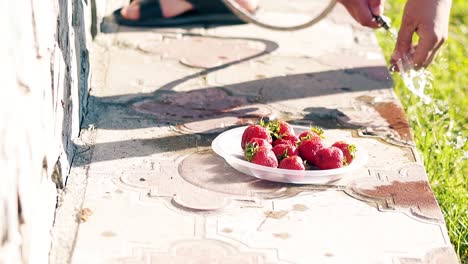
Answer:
211, 125, 368, 184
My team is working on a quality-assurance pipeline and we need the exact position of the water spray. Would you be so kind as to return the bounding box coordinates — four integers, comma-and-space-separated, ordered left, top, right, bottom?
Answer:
374, 15, 434, 104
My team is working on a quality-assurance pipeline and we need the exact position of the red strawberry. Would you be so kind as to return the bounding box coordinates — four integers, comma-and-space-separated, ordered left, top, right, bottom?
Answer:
272, 144, 298, 160
269, 120, 295, 139
273, 134, 299, 146
298, 127, 325, 141
332, 141, 357, 165
246, 137, 272, 149
315, 147, 344, 170
241, 124, 272, 149
298, 138, 324, 166
279, 156, 305, 170
245, 146, 278, 168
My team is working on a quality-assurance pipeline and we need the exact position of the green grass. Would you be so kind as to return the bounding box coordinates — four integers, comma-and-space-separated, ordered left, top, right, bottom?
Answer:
375, 0, 468, 262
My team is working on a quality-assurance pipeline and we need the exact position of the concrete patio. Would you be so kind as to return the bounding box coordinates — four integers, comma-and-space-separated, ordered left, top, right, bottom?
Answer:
48, 1, 458, 263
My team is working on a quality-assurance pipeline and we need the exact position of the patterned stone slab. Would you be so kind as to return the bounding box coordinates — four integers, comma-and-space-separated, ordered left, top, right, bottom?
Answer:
107, 239, 285, 264
138, 36, 266, 69
132, 89, 276, 134
206, 193, 454, 263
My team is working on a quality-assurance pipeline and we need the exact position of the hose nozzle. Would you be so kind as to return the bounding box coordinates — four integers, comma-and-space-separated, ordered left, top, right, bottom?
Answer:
373, 15, 391, 30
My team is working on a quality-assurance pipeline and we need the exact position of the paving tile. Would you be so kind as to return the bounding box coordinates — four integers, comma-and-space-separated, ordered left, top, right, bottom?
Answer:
72, 197, 196, 264
206, 192, 451, 263
95, 48, 201, 103
138, 35, 265, 69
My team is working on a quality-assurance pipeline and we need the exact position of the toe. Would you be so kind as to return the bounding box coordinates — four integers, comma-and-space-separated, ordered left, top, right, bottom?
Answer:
121, 1, 140, 20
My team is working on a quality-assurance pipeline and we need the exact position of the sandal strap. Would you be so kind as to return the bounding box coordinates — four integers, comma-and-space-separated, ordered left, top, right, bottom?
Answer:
185, 0, 231, 14
138, 0, 163, 20
135, 0, 231, 20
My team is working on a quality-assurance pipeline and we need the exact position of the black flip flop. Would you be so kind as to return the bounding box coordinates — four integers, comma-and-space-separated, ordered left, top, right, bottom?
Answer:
113, 0, 245, 27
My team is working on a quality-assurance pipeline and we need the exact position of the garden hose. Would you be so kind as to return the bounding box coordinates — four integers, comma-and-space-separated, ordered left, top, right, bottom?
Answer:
222, 0, 337, 31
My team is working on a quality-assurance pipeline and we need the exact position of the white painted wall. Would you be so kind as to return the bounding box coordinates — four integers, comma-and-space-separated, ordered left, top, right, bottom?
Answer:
0, 0, 90, 263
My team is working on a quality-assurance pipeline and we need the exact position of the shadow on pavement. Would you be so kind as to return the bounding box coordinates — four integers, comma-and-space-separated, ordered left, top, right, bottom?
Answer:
77, 21, 392, 166
77, 65, 390, 166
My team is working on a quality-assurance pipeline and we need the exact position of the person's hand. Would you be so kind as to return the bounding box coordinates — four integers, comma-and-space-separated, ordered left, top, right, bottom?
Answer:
338, 0, 385, 28
391, 0, 452, 69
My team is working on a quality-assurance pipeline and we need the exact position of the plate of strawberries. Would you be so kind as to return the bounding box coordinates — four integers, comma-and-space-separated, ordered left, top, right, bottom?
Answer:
211, 119, 368, 184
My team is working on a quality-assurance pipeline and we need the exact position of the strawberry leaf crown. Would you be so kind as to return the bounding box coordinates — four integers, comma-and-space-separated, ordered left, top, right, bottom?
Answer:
259, 117, 276, 138
244, 143, 259, 161
294, 140, 300, 147
259, 118, 268, 128
310, 126, 325, 139
280, 148, 289, 160
348, 144, 357, 157
343, 144, 357, 165
299, 126, 326, 141
266, 119, 281, 139
299, 134, 311, 141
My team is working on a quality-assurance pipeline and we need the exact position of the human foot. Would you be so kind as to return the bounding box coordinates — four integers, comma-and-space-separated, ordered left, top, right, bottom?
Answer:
121, 0, 259, 20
